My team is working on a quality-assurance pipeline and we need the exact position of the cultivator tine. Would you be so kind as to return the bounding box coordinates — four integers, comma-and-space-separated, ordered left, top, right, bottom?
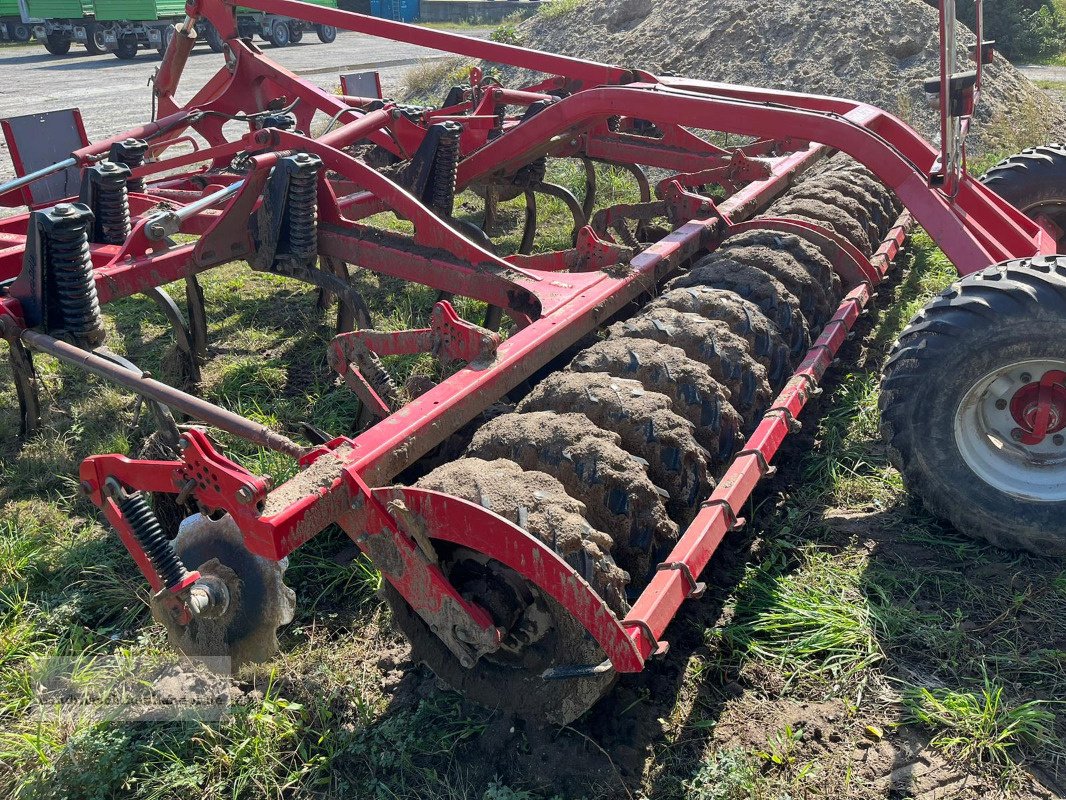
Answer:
183, 275, 208, 362
519, 189, 537, 255
144, 286, 201, 387
531, 181, 587, 246
580, 157, 598, 222
4, 331, 41, 438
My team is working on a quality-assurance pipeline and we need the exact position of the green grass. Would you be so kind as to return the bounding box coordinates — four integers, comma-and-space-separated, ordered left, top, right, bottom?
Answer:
904, 677, 1057, 766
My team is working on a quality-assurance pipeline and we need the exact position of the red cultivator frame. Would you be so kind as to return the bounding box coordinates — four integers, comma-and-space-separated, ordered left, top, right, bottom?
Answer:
1, 0, 1060, 722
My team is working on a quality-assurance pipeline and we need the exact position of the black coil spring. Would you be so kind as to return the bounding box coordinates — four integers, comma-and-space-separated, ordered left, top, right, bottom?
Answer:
487, 106, 505, 141
117, 491, 189, 589
111, 153, 146, 194
94, 176, 131, 245
286, 163, 319, 257
47, 220, 106, 348
429, 123, 461, 217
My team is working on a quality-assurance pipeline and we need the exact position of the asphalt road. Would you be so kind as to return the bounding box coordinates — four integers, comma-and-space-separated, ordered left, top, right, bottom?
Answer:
0, 29, 485, 183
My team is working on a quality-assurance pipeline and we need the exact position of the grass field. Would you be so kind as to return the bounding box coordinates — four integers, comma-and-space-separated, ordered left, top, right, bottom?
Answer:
1, 150, 1065, 800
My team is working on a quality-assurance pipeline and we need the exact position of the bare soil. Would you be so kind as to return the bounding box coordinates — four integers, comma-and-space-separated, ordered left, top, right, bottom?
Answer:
497, 0, 1065, 152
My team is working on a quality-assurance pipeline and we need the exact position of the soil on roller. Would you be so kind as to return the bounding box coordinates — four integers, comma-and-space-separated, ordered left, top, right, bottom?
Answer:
609, 309, 773, 428
805, 170, 899, 236
786, 184, 881, 245
766, 196, 874, 256
713, 242, 835, 329
416, 457, 630, 614
467, 411, 678, 583
517, 371, 713, 525
647, 286, 793, 390
568, 336, 744, 469
667, 257, 811, 366
722, 228, 843, 304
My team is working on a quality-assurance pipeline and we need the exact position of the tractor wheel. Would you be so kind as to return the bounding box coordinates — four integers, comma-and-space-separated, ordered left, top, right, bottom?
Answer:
114, 34, 138, 59
10, 22, 32, 42
202, 21, 224, 52
267, 18, 290, 47
156, 25, 175, 55
981, 144, 1066, 252
287, 22, 302, 43
315, 24, 336, 43
880, 256, 1066, 554
84, 23, 106, 55
43, 33, 71, 55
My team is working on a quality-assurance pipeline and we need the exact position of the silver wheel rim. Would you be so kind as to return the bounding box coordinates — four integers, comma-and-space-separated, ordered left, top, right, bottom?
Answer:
954, 359, 1066, 502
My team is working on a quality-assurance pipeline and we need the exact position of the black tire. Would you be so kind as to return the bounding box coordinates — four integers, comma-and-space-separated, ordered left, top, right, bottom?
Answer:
202, 21, 224, 53
315, 23, 336, 43
114, 34, 138, 59
156, 25, 175, 55
287, 22, 302, 43
880, 256, 1066, 555
267, 18, 289, 47
84, 23, 106, 55
981, 144, 1066, 253
11, 23, 32, 42
43, 33, 71, 55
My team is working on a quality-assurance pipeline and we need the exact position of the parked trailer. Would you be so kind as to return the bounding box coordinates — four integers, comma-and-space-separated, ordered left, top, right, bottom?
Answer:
94, 0, 337, 58
25, 0, 106, 53
0, 0, 33, 41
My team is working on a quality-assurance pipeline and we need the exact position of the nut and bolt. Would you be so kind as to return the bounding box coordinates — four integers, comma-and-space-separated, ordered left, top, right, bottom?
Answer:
54, 203, 76, 217
1010, 428, 1024, 442
1055, 434, 1065, 447
236, 485, 255, 504
1020, 373, 1032, 383
995, 399, 1008, 411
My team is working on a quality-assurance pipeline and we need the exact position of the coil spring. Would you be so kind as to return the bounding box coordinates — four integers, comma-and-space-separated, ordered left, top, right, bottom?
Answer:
46, 212, 106, 348
487, 106, 505, 141
117, 491, 190, 589
109, 139, 147, 193
429, 122, 461, 217
92, 166, 131, 245
286, 155, 319, 257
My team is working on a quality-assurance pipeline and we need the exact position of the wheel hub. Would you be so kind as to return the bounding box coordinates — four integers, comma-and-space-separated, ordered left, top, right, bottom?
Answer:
954, 360, 1066, 502
1009, 373, 1066, 444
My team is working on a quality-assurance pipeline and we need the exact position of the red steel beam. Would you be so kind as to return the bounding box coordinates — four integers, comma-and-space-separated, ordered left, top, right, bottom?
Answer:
621, 212, 915, 663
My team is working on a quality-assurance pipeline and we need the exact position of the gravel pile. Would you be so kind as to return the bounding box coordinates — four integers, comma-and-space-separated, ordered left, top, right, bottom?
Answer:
498, 0, 1064, 154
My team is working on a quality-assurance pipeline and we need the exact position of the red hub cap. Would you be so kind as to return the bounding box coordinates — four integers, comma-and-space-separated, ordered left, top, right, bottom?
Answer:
1009, 370, 1066, 445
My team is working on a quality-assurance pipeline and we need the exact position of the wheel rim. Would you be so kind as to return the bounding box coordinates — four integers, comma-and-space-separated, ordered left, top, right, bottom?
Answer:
1022, 200, 1066, 253
954, 359, 1066, 502
92, 29, 105, 50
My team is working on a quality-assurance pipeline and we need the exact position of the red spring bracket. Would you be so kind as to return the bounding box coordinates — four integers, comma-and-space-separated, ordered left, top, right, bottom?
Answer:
659, 180, 732, 229
328, 301, 501, 417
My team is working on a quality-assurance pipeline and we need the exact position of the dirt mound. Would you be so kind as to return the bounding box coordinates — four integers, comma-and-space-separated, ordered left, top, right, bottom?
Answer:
500, 0, 1064, 153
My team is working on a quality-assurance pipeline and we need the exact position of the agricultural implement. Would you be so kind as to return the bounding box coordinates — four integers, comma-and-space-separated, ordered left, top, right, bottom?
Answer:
1, 0, 1063, 722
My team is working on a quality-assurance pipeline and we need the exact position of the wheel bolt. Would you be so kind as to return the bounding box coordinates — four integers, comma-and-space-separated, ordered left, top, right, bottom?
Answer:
995, 399, 1008, 410
1020, 373, 1032, 383
1011, 429, 1024, 442
1055, 435, 1065, 447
